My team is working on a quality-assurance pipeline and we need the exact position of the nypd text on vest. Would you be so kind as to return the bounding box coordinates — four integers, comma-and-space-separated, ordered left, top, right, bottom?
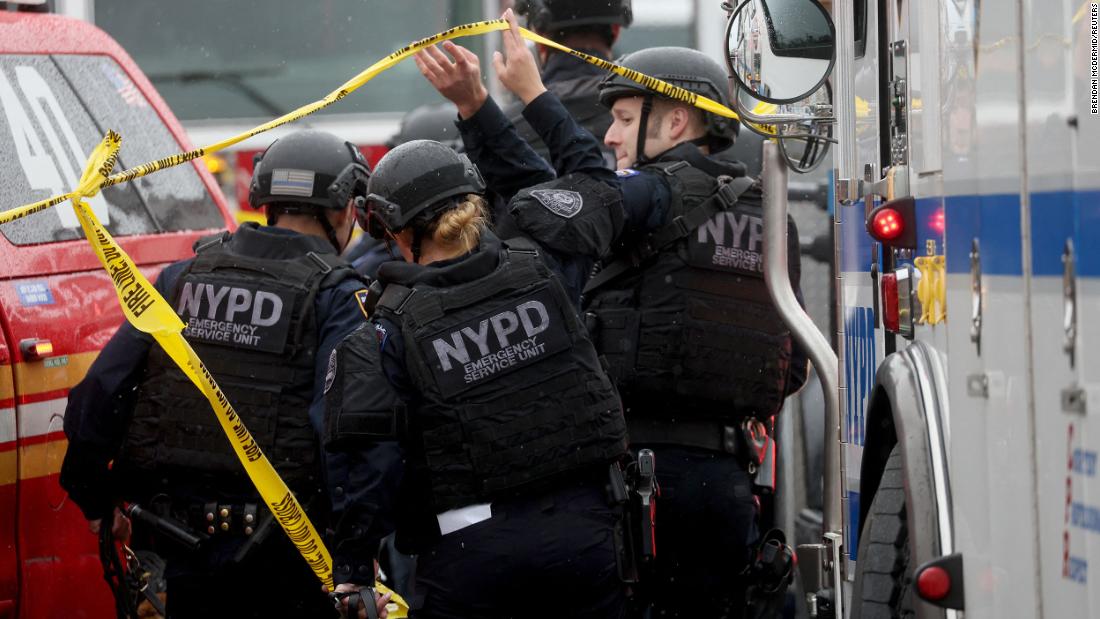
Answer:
177, 281, 289, 350
696, 211, 764, 272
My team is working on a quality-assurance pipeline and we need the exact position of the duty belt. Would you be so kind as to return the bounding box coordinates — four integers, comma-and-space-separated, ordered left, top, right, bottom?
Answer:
627, 418, 741, 455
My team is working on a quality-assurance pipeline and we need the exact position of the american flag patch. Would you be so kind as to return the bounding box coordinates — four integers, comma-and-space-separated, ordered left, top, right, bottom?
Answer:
270, 169, 316, 197
100, 64, 147, 108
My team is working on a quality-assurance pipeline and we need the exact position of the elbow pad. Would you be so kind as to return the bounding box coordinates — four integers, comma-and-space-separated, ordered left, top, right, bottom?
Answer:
324, 324, 404, 451
508, 173, 624, 258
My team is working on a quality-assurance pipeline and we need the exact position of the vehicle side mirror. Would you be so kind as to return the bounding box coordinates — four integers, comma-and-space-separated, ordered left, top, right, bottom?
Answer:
725, 0, 836, 105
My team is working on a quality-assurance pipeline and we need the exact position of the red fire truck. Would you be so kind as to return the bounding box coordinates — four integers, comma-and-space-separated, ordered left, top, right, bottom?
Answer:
0, 6, 233, 617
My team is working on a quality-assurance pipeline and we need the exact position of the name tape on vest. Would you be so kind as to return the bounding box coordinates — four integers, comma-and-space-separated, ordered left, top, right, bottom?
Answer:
422, 288, 572, 397
177, 279, 295, 353
691, 210, 765, 275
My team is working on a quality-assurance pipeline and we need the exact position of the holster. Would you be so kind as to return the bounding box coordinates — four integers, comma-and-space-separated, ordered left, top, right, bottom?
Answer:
743, 529, 796, 619
612, 450, 659, 586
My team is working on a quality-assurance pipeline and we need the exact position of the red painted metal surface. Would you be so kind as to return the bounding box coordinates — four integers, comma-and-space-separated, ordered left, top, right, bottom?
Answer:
0, 11, 235, 618
0, 336, 16, 614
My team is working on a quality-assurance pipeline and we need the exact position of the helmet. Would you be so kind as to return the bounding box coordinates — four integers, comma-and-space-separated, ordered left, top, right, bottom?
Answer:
249, 130, 370, 211
515, 0, 633, 32
598, 47, 738, 151
361, 140, 486, 239
386, 103, 463, 151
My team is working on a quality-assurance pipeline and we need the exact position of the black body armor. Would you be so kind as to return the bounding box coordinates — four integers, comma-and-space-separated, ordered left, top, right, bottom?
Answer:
373, 239, 628, 511
118, 233, 356, 499
585, 150, 798, 421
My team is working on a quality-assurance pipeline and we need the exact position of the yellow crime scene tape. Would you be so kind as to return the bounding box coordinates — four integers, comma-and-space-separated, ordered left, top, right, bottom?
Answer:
0, 17, 764, 593
0, 18, 756, 228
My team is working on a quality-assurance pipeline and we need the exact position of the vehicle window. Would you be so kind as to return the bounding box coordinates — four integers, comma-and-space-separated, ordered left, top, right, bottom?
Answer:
760, 0, 834, 60
95, 0, 458, 122
854, 0, 867, 58
0, 55, 158, 245
52, 56, 223, 234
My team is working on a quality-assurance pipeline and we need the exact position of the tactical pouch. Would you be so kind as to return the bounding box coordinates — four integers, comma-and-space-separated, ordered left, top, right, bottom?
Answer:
324, 324, 404, 451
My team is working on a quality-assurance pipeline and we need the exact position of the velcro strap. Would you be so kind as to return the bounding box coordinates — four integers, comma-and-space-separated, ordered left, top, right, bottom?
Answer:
375, 284, 416, 315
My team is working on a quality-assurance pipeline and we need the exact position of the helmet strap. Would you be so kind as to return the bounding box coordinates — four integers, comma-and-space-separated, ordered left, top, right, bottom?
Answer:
634, 94, 654, 165
315, 213, 343, 254
411, 227, 425, 265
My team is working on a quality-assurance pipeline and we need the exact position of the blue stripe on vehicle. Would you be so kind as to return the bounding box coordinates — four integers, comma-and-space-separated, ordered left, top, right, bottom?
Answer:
838, 189, 1100, 278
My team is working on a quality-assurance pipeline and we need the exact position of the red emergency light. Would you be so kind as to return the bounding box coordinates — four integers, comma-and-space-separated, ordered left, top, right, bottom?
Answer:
872, 208, 904, 241
917, 565, 952, 601
865, 196, 917, 249
913, 553, 965, 610
880, 273, 899, 332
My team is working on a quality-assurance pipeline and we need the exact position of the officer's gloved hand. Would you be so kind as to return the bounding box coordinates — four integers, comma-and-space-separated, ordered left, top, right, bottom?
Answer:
492, 8, 546, 105
88, 507, 131, 543
332, 582, 391, 619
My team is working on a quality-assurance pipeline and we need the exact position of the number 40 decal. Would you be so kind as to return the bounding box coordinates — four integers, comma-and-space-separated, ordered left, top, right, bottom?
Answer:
0, 64, 110, 227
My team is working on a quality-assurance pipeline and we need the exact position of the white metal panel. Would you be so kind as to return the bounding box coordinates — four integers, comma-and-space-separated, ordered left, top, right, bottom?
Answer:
838, 0, 884, 584
1021, 0, 1098, 615
907, 0, 944, 174
939, 0, 1042, 616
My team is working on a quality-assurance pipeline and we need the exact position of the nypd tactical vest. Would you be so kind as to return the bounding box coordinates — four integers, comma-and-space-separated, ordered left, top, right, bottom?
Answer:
374, 241, 628, 511
119, 238, 356, 498
585, 160, 795, 420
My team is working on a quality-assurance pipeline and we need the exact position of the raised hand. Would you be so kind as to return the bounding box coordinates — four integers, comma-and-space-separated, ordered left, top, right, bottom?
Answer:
491, 7, 547, 105
414, 41, 488, 119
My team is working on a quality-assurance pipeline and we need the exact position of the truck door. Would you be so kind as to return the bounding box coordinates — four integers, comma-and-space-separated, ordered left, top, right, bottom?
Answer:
0, 50, 225, 617
937, 1, 1042, 616
1024, 0, 1100, 615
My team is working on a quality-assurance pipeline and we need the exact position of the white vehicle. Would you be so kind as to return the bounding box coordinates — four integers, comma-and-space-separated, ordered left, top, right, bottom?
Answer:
729, 0, 1100, 617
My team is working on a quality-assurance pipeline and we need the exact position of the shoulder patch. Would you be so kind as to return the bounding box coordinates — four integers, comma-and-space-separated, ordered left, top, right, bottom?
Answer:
615, 168, 639, 178
354, 289, 370, 319
530, 189, 583, 219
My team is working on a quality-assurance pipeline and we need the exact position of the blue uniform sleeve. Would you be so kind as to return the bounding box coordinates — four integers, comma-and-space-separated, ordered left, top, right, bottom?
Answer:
310, 278, 372, 436
521, 91, 613, 181
59, 260, 188, 521
456, 96, 555, 203
316, 288, 408, 585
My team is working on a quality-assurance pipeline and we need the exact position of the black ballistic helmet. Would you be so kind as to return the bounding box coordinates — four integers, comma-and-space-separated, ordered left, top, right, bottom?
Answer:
515, 0, 633, 32
385, 102, 464, 151
598, 46, 739, 153
249, 129, 370, 212
361, 139, 486, 239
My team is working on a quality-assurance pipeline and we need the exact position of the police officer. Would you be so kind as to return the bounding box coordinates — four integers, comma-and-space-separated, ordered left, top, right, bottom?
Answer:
345, 102, 465, 280
324, 139, 630, 618
59, 130, 381, 618
417, 14, 809, 617
507, 0, 632, 166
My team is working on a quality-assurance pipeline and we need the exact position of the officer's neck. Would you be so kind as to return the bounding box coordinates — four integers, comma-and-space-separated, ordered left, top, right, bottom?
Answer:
396, 236, 466, 266
273, 213, 328, 241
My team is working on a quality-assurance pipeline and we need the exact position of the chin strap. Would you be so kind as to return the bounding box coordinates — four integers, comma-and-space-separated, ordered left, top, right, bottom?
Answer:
315, 213, 343, 254
634, 94, 655, 166
411, 228, 425, 265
